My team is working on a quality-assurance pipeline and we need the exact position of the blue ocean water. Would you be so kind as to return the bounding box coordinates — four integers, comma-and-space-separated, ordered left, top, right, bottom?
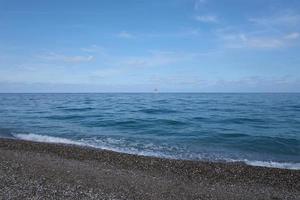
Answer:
0, 93, 299, 169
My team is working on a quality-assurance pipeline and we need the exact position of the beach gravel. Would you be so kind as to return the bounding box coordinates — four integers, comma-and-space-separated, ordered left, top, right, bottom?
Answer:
0, 138, 299, 200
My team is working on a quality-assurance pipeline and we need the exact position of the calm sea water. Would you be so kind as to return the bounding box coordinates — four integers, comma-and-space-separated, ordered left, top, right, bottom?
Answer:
0, 93, 299, 169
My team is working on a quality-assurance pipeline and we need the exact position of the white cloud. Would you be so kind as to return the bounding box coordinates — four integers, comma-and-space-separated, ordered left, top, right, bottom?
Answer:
117, 31, 135, 39
195, 15, 218, 23
40, 53, 94, 63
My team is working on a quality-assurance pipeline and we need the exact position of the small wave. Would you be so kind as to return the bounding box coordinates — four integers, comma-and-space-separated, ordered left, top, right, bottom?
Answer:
0, 128, 16, 139
45, 115, 85, 120
62, 107, 94, 112
221, 117, 265, 124
84, 120, 142, 128
139, 108, 178, 114
243, 160, 300, 170
286, 105, 300, 110
14, 133, 85, 146
9, 133, 300, 170
193, 116, 207, 121
83, 118, 187, 128
220, 133, 249, 138
160, 119, 186, 126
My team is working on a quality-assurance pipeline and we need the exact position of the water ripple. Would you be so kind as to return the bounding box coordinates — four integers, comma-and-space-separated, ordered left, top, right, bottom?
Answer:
0, 93, 299, 168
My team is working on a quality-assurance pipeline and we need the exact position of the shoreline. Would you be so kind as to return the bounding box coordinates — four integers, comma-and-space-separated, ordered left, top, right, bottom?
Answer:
1, 138, 299, 199
7, 132, 300, 170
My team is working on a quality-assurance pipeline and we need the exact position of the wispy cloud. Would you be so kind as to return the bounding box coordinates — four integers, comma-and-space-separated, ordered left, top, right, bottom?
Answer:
194, 0, 207, 10
117, 51, 206, 67
40, 53, 94, 63
138, 28, 202, 38
216, 10, 300, 50
220, 32, 300, 49
249, 12, 300, 27
117, 31, 135, 39
209, 76, 300, 92
80, 45, 105, 53
284, 32, 300, 40
150, 75, 203, 85
115, 51, 182, 67
195, 15, 218, 23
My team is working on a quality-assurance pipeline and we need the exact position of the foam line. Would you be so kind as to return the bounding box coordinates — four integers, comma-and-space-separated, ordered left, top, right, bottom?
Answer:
12, 133, 300, 170
14, 133, 85, 146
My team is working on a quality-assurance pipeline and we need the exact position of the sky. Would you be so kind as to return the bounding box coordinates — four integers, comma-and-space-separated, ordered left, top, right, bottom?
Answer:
0, 0, 300, 92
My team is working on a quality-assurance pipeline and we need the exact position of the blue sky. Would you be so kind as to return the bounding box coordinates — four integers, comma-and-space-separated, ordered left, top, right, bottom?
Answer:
0, 0, 300, 92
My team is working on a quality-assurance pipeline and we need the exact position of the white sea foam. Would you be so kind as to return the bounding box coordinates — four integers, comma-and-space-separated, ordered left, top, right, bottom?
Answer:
244, 160, 300, 170
14, 133, 85, 146
12, 133, 300, 170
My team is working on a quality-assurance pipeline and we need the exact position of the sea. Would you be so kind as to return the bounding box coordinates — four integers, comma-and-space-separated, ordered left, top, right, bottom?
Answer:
0, 93, 299, 169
